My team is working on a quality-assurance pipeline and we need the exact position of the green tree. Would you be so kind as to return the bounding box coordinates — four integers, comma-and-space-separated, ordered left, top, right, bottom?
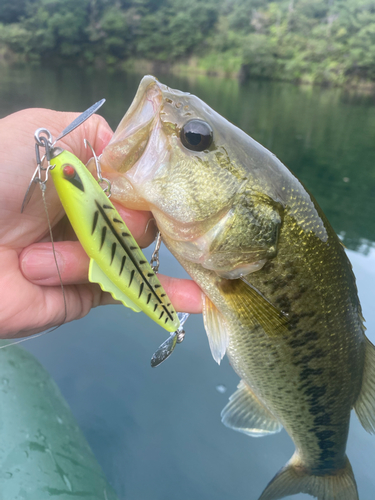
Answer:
2, 0, 375, 87
0, 0, 28, 24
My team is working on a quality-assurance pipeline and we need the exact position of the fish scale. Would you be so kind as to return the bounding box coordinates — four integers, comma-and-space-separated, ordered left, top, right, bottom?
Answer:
49, 147, 179, 333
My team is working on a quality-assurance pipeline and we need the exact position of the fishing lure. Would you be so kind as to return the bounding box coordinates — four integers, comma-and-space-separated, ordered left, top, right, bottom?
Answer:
22, 102, 180, 334
49, 146, 180, 332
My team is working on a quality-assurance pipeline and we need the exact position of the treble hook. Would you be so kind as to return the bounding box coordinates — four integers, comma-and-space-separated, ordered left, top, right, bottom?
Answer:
84, 139, 111, 197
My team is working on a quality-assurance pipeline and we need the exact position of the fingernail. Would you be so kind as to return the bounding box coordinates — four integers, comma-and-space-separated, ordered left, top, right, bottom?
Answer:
21, 248, 64, 282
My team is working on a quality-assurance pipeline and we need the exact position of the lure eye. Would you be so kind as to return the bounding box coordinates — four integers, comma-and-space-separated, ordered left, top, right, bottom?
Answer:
62, 164, 85, 192
63, 165, 76, 179
180, 119, 213, 152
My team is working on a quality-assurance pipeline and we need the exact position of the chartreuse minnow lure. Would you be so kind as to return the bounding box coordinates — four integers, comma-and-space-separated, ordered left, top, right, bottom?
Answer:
21, 100, 180, 334
48, 146, 180, 332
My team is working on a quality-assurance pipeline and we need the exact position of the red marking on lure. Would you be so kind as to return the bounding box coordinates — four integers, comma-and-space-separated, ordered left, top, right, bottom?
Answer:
63, 164, 76, 178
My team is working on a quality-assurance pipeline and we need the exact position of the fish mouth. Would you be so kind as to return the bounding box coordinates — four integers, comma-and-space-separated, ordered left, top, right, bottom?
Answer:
100, 76, 164, 175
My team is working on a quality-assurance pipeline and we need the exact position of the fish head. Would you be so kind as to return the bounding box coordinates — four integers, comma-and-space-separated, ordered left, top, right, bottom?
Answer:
99, 76, 302, 278
100, 76, 244, 214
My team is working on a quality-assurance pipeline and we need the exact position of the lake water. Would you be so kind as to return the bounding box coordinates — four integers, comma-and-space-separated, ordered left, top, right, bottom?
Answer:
1, 65, 375, 499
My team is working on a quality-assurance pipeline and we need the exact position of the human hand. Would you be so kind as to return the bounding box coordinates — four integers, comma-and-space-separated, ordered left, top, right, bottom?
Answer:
0, 108, 202, 339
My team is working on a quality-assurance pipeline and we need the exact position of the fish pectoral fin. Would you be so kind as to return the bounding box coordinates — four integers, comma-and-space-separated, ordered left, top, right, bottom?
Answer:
89, 259, 141, 313
202, 295, 229, 365
221, 380, 282, 437
218, 278, 290, 338
257, 453, 358, 500
354, 335, 375, 433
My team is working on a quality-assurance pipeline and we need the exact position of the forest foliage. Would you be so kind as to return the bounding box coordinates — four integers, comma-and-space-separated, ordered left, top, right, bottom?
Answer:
1, 0, 375, 86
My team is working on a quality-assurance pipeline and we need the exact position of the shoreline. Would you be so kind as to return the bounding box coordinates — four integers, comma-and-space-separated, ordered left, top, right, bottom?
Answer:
117, 58, 375, 95
2, 53, 375, 95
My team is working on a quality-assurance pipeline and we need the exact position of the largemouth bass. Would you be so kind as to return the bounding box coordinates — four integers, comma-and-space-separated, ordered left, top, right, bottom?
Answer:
99, 76, 375, 500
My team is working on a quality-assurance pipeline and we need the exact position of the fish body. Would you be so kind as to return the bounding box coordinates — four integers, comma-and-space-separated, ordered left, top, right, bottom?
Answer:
99, 76, 375, 500
49, 148, 179, 332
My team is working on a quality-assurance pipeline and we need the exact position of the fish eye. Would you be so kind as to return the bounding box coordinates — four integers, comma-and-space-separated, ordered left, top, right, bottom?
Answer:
180, 120, 213, 152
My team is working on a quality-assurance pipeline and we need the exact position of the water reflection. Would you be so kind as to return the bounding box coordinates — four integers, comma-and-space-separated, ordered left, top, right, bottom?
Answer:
1, 64, 375, 499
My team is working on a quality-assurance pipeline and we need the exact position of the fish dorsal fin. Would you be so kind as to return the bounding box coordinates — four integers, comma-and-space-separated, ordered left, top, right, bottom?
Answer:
202, 295, 229, 364
89, 259, 141, 312
221, 380, 282, 437
219, 278, 289, 338
354, 335, 375, 433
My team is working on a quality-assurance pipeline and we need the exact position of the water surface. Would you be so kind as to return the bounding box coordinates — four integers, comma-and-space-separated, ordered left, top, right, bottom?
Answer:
1, 65, 375, 499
